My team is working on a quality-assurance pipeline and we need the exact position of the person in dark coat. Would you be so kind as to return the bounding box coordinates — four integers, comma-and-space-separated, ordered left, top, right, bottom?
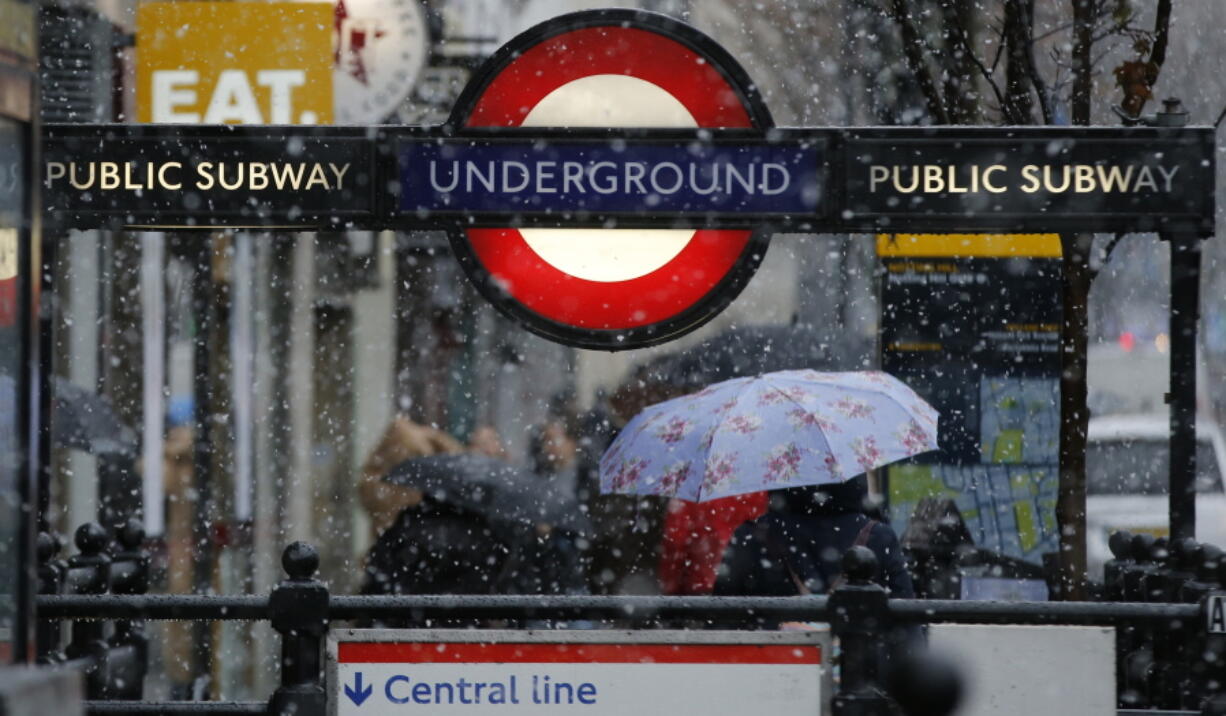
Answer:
713, 475, 914, 597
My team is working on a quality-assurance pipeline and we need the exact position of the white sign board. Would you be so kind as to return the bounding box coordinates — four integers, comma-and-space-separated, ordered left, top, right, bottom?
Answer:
928, 624, 1116, 716
1210, 595, 1226, 634
327, 629, 830, 716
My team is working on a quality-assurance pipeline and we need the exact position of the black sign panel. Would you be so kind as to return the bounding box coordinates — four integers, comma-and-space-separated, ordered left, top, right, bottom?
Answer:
43, 125, 379, 229
41, 125, 1216, 234
844, 128, 1214, 233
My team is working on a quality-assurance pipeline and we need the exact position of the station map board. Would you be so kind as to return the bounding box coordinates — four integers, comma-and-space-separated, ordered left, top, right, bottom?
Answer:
880, 234, 1062, 562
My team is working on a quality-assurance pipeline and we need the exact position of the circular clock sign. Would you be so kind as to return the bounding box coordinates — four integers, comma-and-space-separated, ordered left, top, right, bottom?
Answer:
446, 9, 773, 350
333, 0, 430, 124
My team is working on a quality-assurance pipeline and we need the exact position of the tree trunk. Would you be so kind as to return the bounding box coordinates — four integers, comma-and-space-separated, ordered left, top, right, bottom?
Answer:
1070, 0, 1094, 126
1052, 0, 1096, 602
1057, 233, 1093, 600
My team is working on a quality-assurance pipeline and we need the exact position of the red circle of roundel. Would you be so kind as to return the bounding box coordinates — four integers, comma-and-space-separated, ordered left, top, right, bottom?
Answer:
459, 25, 759, 332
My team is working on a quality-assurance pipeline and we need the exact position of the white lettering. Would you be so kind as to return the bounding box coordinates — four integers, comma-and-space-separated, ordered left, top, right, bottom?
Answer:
69, 162, 95, 190
869, 165, 889, 193
196, 162, 215, 190
256, 70, 305, 124
270, 163, 304, 190
502, 161, 529, 193
1133, 165, 1158, 193
329, 163, 350, 190
430, 161, 459, 193
466, 162, 495, 193
725, 163, 753, 194
45, 162, 66, 187
217, 162, 244, 191
248, 163, 269, 191
562, 162, 585, 194
589, 162, 617, 194
1095, 165, 1134, 192
1020, 165, 1041, 193
304, 163, 328, 190
650, 162, 684, 194
983, 165, 1007, 193
203, 70, 263, 124
151, 70, 200, 123
99, 162, 120, 190
158, 162, 182, 190
1157, 165, 1180, 192
535, 161, 557, 194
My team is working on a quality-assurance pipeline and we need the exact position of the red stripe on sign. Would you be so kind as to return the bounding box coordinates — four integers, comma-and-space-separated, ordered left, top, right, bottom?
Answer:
339, 642, 820, 665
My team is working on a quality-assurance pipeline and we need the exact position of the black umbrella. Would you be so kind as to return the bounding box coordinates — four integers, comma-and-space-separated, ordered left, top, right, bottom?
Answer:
633, 324, 849, 394
383, 453, 592, 537
52, 376, 138, 457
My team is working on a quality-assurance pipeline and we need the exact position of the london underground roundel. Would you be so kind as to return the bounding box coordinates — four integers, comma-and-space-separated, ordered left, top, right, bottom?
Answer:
446, 9, 773, 350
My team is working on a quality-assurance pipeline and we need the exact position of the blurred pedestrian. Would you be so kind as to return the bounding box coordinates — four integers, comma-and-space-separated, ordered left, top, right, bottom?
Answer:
358, 416, 462, 538
528, 420, 579, 498
658, 492, 767, 595
512, 420, 588, 595
467, 424, 508, 460
714, 475, 914, 597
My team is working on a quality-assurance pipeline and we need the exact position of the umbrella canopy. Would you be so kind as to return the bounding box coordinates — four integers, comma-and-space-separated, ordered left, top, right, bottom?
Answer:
383, 453, 592, 536
52, 376, 139, 457
600, 369, 939, 503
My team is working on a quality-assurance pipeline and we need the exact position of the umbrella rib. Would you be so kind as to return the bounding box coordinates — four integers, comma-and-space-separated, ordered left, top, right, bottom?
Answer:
697, 378, 770, 501
759, 374, 846, 481
768, 373, 938, 475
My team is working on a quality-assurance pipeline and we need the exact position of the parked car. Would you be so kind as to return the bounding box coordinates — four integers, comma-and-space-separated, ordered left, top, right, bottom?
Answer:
1085, 413, 1226, 579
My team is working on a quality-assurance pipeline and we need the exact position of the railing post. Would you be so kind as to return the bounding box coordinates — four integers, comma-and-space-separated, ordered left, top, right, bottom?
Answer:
63, 523, 113, 699
269, 542, 329, 716
1105, 530, 1133, 705
1182, 545, 1221, 710
106, 519, 149, 700
1121, 534, 1159, 708
36, 532, 66, 664
830, 546, 894, 716
1151, 538, 1198, 708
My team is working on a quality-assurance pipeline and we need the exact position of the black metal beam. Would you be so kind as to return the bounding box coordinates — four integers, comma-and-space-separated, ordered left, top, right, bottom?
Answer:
41, 124, 1216, 234
1166, 230, 1202, 541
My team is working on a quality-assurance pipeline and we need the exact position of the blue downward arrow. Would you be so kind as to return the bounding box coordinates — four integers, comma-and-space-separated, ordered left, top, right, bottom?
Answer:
344, 671, 373, 707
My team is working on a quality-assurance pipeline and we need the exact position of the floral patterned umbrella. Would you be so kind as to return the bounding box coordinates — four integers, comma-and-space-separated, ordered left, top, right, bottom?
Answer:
599, 369, 939, 503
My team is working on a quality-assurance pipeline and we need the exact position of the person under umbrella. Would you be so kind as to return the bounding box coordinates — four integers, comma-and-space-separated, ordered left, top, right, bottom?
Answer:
360, 449, 592, 610
713, 475, 913, 597
601, 369, 939, 597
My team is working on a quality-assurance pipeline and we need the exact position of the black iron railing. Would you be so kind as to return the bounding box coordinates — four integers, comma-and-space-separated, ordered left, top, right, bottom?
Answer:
34, 522, 1226, 716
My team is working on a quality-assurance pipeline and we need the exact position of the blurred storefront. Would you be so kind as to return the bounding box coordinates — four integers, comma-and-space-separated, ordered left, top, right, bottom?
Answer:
0, 0, 38, 668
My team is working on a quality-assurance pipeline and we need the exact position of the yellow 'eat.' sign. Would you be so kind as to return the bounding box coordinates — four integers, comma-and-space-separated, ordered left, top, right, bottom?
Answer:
137, 2, 333, 125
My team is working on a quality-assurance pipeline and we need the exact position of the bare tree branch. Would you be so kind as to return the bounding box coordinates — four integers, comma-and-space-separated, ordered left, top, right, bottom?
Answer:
886, 0, 952, 123
1090, 233, 1130, 279
1070, 0, 1094, 126
949, 20, 1018, 124
1022, 0, 1053, 123
1216, 103, 1226, 129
